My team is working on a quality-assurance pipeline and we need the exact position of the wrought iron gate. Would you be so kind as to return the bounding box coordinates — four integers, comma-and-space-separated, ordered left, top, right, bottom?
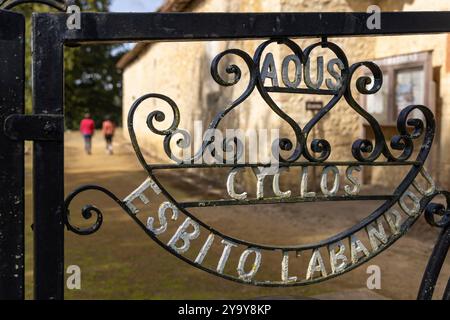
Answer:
0, 1, 449, 300
0, 8, 24, 300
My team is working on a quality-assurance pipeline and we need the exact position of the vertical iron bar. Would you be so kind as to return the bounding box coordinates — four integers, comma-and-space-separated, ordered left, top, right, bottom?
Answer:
32, 13, 64, 300
443, 278, 450, 300
0, 9, 25, 300
417, 225, 450, 300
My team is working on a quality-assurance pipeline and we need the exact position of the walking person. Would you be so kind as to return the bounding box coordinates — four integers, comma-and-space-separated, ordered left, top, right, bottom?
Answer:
102, 115, 115, 155
80, 113, 95, 155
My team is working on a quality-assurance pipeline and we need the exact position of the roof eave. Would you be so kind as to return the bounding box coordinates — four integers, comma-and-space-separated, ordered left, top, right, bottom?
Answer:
116, 0, 196, 70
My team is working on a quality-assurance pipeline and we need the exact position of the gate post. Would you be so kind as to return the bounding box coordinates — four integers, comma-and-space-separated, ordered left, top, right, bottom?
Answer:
0, 10, 25, 300
31, 13, 65, 300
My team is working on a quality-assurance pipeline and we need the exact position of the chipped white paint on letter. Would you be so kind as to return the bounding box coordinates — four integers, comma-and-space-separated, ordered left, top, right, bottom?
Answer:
167, 218, 200, 254
147, 202, 179, 235
227, 168, 247, 200
366, 219, 388, 251
217, 239, 238, 274
281, 252, 297, 283
273, 168, 291, 198
321, 166, 340, 197
124, 178, 161, 214
384, 210, 402, 235
306, 249, 328, 280
195, 234, 215, 265
255, 171, 268, 200
344, 166, 361, 196
237, 248, 262, 282
399, 190, 421, 216
413, 168, 436, 197
300, 167, 316, 198
329, 242, 348, 274
350, 235, 370, 264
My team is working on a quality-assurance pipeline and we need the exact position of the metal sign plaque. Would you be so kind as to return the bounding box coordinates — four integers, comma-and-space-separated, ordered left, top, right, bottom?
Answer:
306, 101, 324, 111
64, 38, 446, 287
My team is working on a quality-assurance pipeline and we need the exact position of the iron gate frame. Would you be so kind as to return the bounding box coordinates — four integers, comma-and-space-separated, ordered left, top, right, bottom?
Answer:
1, 9, 450, 300
0, 8, 25, 300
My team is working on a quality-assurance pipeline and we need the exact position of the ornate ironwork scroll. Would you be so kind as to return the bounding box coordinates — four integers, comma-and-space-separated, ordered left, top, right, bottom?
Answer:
64, 38, 448, 291
0, 0, 68, 11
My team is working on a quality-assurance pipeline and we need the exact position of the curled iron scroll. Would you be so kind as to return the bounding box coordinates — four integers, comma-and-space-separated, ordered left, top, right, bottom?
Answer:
0, 0, 68, 11
424, 191, 450, 229
418, 191, 450, 300
123, 38, 434, 165
65, 37, 443, 287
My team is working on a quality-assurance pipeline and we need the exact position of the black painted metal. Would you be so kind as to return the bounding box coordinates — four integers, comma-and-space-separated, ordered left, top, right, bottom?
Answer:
125, 38, 430, 170
418, 192, 450, 300
38, 12, 450, 44
0, 8, 450, 299
0, 0, 68, 11
32, 13, 65, 300
74, 38, 429, 286
418, 226, 450, 300
4, 114, 64, 141
33, 11, 450, 298
0, 9, 25, 300
58, 12, 449, 296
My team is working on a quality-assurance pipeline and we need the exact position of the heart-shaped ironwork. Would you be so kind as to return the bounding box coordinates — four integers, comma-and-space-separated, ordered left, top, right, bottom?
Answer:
64, 38, 442, 286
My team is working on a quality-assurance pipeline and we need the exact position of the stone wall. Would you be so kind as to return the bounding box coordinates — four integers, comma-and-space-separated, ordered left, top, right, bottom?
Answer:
370, 0, 450, 187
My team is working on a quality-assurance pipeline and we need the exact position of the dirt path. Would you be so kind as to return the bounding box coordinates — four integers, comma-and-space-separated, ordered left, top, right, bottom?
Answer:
65, 129, 143, 174
57, 130, 449, 300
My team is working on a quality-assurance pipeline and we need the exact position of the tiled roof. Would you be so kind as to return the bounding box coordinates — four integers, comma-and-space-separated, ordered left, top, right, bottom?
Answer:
158, 0, 195, 12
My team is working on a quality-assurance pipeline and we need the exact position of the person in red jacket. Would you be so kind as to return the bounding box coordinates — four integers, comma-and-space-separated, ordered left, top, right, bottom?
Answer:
102, 115, 115, 155
80, 113, 95, 155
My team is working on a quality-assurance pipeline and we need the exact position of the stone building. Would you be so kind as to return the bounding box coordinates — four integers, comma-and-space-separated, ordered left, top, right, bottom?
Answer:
117, 0, 450, 189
